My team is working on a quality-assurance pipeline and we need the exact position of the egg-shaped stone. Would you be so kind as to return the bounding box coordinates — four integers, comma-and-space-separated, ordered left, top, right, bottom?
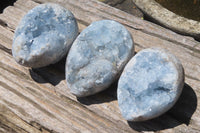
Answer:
12, 3, 78, 68
66, 20, 134, 97
117, 48, 184, 121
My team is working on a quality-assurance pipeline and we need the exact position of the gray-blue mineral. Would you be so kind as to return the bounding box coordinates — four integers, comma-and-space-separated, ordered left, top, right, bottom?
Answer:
66, 20, 134, 97
117, 48, 184, 121
12, 3, 78, 68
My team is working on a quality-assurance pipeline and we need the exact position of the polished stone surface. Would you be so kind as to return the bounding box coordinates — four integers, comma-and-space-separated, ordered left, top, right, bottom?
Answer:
66, 20, 134, 97
12, 3, 78, 68
117, 48, 184, 121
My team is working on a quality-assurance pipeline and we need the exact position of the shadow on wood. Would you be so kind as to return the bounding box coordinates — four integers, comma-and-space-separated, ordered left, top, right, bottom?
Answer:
77, 80, 118, 105
29, 57, 66, 86
128, 83, 197, 131
0, 0, 17, 13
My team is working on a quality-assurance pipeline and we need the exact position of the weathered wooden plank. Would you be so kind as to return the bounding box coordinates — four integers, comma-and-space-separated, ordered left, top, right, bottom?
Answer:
0, 49, 134, 132
0, 104, 43, 133
0, 0, 200, 132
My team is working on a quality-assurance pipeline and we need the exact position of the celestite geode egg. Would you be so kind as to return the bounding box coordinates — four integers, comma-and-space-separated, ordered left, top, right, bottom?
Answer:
118, 48, 184, 121
66, 20, 134, 97
12, 3, 78, 68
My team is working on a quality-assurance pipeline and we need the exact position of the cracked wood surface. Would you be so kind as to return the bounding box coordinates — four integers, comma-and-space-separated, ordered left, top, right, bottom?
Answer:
0, 0, 199, 132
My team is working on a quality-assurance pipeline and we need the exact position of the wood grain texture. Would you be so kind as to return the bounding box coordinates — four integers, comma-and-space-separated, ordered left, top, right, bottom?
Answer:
0, 0, 199, 132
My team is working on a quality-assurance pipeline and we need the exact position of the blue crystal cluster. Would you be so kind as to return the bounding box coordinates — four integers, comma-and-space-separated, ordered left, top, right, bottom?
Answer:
12, 3, 78, 68
66, 20, 134, 97
117, 48, 184, 121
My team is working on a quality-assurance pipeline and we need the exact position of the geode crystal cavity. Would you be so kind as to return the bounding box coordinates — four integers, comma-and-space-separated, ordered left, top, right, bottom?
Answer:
12, 3, 78, 68
66, 20, 134, 97
118, 48, 184, 121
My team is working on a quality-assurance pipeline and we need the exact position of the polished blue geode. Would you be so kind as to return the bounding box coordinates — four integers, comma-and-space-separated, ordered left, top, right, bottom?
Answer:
66, 20, 134, 97
12, 3, 78, 68
117, 48, 184, 121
